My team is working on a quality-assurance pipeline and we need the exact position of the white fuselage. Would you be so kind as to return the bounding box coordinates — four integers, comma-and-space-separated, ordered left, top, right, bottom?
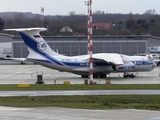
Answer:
27, 53, 156, 76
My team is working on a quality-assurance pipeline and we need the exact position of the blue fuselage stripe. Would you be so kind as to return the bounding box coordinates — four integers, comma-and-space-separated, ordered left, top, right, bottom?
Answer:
131, 61, 155, 66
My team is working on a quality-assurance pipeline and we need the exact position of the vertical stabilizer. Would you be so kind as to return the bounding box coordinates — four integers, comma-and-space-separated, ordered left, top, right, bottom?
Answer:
4, 28, 59, 57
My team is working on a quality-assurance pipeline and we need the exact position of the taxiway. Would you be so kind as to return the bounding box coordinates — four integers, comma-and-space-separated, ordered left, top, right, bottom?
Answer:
0, 63, 160, 120
0, 106, 160, 120
0, 64, 159, 84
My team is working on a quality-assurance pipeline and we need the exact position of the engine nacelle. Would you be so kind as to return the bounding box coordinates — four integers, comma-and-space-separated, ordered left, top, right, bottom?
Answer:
112, 62, 135, 72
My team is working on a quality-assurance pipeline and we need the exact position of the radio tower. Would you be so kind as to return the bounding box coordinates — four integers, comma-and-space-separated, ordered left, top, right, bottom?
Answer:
85, 0, 93, 84
41, 7, 44, 27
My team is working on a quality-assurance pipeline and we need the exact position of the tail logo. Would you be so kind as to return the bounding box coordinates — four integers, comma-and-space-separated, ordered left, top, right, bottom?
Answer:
38, 41, 47, 51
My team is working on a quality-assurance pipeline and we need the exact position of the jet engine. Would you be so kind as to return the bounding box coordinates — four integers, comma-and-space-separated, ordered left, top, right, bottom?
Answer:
112, 62, 135, 72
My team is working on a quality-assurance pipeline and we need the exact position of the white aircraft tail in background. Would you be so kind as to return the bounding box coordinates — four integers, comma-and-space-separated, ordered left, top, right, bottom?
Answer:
11, 58, 27, 64
4, 28, 156, 78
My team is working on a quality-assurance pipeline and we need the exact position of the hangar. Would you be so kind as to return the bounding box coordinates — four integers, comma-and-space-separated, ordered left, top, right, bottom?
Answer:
12, 35, 155, 58
1, 34, 160, 58
0, 33, 13, 58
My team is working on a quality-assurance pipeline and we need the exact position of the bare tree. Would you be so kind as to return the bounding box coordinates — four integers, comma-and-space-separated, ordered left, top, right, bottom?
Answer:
0, 18, 4, 30
69, 11, 76, 16
144, 9, 156, 15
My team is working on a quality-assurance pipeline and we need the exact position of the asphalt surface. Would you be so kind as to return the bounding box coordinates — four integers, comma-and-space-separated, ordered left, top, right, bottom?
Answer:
1, 90, 160, 96
0, 63, 160, 84
0, 107, 160, 120
0, 62, 160, 119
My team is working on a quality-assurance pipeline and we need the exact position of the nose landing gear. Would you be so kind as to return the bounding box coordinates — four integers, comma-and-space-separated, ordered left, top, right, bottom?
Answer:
124, 72, 136, 78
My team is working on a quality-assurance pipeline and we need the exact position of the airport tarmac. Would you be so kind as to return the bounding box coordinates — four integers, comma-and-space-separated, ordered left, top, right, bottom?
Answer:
1, 90, 160, 96
0, 106, 160, 120
0, 63, 160, 119
0, 63, 160, 84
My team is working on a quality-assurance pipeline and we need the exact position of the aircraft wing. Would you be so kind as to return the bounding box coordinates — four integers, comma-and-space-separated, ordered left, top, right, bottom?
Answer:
73, 53, 123, 72
92, 53, 123, 65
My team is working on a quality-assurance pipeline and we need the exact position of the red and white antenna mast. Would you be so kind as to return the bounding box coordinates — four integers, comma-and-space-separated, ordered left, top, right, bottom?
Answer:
41, 7, 44, 27
85, 1, 90, 54
85, 0, 93, 84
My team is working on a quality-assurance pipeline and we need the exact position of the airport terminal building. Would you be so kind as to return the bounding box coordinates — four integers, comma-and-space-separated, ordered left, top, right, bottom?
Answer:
1, 34, 160, 58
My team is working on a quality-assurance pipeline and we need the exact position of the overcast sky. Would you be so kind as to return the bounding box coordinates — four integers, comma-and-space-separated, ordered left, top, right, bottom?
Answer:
0, 0, 160, 15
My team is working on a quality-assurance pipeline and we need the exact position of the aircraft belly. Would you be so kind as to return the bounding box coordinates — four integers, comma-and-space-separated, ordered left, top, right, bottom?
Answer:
72, 66, 113, 72
94, 66, 113, 72
34, 60, 114, 75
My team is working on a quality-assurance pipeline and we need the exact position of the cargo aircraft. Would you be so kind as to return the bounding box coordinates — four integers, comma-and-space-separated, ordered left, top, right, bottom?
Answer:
4, 28, 156, 78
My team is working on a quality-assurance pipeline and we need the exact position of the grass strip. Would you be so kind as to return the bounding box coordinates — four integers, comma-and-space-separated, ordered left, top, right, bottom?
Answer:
0, 84, 160, 90
1, 95, 160, 111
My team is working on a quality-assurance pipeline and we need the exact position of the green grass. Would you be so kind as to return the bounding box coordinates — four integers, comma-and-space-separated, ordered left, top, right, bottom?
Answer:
0, 84, 160, 110
1, 95, 160, 111
0, 84, 160, 90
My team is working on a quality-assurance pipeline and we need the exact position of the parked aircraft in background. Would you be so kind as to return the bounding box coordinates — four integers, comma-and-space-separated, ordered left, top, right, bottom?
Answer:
10, 58, 27, 64
0, 55, 27, 64
4, 28, 156, 78
137, 53, 160, 66
0, 55, 12, 60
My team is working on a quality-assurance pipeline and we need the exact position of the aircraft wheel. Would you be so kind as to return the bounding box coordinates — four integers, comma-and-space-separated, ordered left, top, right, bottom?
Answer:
130, 74, 136, 78
81, 75, 88, 78
124, 75, 127, 78
99, 74, 106, 78
93, 74, 99, 78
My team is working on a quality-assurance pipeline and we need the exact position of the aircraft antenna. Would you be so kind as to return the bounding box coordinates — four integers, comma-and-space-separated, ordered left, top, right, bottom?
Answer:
41, 7, 44, 27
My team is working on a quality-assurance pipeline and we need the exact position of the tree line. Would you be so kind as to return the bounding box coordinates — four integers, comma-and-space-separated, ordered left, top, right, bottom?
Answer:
1, 10, 160, 37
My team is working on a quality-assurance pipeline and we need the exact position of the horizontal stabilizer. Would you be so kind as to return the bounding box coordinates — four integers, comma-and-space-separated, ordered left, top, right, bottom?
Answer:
4, 28, 47, 32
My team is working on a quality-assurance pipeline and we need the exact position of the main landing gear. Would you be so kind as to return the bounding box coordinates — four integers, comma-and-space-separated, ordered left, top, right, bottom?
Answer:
81, 74, 106, 78
123, 72, 136, 78
81, 75, 88, 78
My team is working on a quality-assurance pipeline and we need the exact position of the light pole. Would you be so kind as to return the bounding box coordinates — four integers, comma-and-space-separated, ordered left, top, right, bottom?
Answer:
85, 0, 93, 84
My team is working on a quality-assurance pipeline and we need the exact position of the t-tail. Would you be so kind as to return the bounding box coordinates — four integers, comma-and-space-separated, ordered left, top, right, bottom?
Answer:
4, 28, 60, 62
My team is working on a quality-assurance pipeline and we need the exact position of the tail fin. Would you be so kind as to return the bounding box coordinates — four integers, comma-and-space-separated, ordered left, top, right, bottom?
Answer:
4, 28, 67, 66
4, 28, 59, 58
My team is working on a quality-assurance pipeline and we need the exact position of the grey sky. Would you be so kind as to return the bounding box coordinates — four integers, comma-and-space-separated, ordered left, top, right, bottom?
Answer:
0, 0, 160, 15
